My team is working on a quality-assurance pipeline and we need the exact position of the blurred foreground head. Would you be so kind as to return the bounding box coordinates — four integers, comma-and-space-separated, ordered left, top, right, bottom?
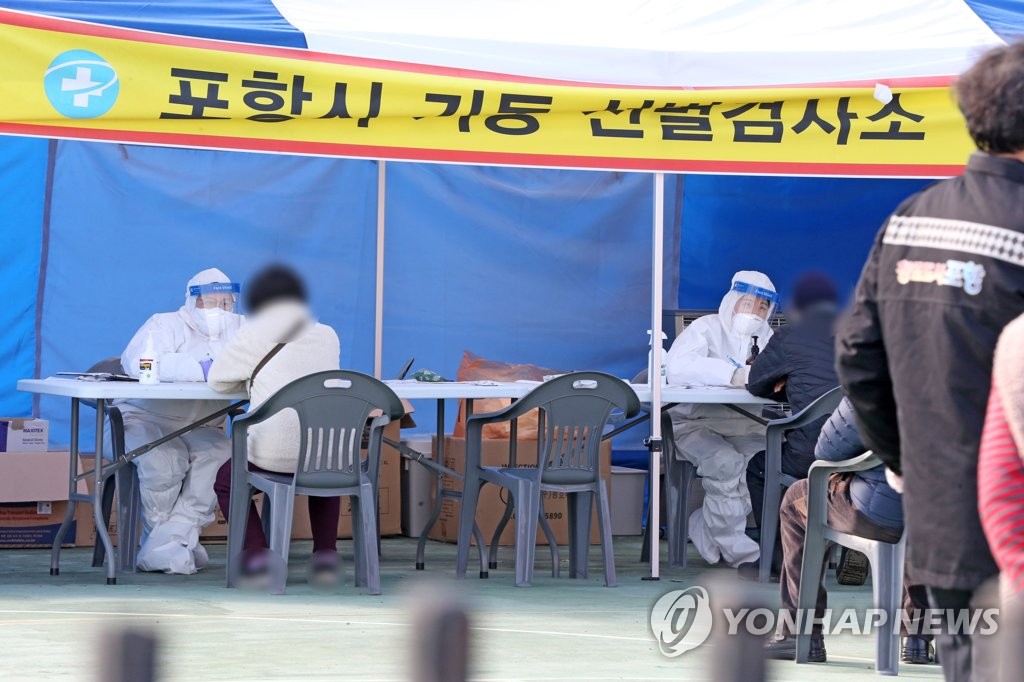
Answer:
244, 263, 308, 314
790, 272, 838, 315
955, 42, 1024, 154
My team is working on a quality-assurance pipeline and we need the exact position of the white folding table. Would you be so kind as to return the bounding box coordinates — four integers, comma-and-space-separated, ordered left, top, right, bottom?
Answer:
381, 380, 773, 575
18, 377, 773, 582
17, 378, 247, 583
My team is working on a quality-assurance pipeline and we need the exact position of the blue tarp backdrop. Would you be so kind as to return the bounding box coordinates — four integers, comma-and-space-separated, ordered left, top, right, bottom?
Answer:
677, 175, 931, 308
0, 137, 47, 417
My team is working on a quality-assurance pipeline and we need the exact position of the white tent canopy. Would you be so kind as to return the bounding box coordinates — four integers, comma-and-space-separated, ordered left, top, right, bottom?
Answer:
278, 0, 1003, 86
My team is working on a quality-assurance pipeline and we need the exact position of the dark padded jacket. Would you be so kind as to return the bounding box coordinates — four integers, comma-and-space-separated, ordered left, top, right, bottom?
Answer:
747, 307, 839, 471
837, 152, 1024, 590
816, 397, 902, 529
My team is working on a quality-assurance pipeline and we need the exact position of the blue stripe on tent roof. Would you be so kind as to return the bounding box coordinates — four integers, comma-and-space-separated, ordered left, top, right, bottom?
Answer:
0, 0, 307, 48
965, 0, 1024, 42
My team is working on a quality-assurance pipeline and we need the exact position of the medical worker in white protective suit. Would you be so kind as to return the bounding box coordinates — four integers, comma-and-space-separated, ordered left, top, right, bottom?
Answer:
118, 268, 244, 574
665, 270, 778, 566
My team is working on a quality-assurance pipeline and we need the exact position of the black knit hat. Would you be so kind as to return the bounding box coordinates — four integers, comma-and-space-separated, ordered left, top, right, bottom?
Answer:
792, 272, 838, 311
244, 263, 308, 313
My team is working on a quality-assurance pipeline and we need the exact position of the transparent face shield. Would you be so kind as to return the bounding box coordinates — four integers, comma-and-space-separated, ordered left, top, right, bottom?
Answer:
186, 282, 239, 339
729, 281, 778, 336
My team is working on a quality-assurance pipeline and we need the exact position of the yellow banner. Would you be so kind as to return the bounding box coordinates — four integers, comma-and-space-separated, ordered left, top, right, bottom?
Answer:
0, 10, 974, 176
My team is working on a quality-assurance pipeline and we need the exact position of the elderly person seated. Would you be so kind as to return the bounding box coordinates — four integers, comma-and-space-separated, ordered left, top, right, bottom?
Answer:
209, 264, 342, 582
764, 397, 932, 664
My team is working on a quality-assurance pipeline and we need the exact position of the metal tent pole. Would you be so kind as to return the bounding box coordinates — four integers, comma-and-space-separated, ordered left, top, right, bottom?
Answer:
646, 171, 665, 580
374, 160, 386, 378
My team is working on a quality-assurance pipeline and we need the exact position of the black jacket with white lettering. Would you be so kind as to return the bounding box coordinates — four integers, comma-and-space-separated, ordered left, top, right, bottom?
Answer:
837, 152, 1024, 590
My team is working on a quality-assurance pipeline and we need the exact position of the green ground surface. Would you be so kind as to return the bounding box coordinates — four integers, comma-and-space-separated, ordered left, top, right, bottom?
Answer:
0, 536, 941, 681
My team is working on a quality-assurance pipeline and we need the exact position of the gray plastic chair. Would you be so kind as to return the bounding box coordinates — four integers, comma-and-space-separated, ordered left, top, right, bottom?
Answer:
84, 357, 142, 575
661, 412, 697, 568
455, 372, 641, 587
757, 386, 843, 582
640, 411, 696, 568
225, 370, 404, 595
795, 451, 905, 675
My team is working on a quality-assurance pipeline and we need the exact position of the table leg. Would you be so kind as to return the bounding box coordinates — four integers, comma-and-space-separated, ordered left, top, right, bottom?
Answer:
489, 407, 517, 569
50, 398, 80, 576
463, 400, 489, 578
416, 399, 447, 570
92, 399, 117, 585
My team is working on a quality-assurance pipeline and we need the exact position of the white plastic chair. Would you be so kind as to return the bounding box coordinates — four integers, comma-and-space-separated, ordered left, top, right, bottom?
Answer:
795, 451, 905, 675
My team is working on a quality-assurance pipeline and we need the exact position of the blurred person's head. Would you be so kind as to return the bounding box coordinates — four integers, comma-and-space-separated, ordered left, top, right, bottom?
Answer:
787, 272, 839, 321
245, 263, 308, 314
955, 42, 1024, 155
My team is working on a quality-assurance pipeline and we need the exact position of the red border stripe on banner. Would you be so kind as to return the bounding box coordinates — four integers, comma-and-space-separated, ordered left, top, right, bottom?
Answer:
0, 122, 965, 178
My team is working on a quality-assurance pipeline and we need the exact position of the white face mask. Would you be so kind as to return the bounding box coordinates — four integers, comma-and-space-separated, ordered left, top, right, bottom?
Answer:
192, 308, 229, 340
731, 312, 764, 336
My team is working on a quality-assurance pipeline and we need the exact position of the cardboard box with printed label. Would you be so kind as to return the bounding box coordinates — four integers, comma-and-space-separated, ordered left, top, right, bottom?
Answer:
0, 418, 49, 452
75, 421, 403, 547
0, 451, 83, 548
428, 435, 611, 546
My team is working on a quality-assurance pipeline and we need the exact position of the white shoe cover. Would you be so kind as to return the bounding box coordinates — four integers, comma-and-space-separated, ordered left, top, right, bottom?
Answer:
136, 520, 199, 574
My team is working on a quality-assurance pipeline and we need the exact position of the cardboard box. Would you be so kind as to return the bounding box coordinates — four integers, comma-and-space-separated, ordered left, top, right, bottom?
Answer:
74, 421, 403, 547
428, 435, 612, 546
0, 418, 49, 452
0, 451, 82, 548
610, 466, 646, 536
0, 502, 75, 548
0, 450, 83, 503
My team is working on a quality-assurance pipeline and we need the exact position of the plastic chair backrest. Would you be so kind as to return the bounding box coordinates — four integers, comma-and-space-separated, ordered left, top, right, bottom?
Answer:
87, 357, 125, 374
767, 385, 844, 434
241, 370, 404, 489
511, 372, 641, 485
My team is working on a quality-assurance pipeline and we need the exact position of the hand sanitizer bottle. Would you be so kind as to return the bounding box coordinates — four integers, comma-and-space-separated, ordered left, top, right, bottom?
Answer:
139, 331, 160, 385
647, 330, 668, 386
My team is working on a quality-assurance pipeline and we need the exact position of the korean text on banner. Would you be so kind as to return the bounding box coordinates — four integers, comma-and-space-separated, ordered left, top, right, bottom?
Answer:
0, 9, 974, 176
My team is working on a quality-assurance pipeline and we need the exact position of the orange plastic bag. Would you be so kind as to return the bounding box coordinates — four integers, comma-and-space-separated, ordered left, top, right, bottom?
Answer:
452, 350, 565, 439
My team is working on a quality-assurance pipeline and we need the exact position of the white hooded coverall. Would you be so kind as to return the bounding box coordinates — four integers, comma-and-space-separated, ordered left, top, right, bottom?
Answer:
665, 270, 776, 566
117, 268, 244, 574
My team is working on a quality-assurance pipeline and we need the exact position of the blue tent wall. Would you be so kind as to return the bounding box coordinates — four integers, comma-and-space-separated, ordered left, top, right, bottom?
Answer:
677, 175, 933, 309
0, 137, 48, 416
381, 164, 672, 433
36, 141, 379, 445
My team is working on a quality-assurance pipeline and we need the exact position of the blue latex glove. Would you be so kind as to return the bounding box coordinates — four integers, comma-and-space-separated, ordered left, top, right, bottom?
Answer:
200, 358, 213, 381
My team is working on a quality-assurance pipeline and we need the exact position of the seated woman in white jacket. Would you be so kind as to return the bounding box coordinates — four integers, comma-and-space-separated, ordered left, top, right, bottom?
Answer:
665, 270, 778, 567
209, 264, 342, 580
